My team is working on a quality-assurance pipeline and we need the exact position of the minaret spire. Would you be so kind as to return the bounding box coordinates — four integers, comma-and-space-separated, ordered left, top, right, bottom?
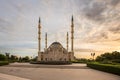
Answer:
72, 15, 73, 22
67, 32, 69, 51
39, 17, 41, 23
45, 32, 47, 49
38, 17, 41, 53
71, 15, 74, 53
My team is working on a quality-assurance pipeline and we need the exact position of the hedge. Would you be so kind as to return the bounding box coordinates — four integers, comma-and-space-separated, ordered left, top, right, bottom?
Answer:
87, 62, 120, 76
30, 61, 72, 65
0, 61, 9, 66
72, 60, 87, 63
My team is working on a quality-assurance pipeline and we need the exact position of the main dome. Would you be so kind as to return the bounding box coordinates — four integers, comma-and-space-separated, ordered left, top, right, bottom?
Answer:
50, 42, 62, 48
51, 42, 61, 45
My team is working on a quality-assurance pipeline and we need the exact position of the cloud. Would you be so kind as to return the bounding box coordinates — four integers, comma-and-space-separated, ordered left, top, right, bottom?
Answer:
75, 48, 98, 52
83, 1, 106, 22
0, 18, 12, 33
114, 38, 120, 41
0, 0, 120, 58
109, 24, 120, 33
110, 0, 120, 6
74, 0, 120, 44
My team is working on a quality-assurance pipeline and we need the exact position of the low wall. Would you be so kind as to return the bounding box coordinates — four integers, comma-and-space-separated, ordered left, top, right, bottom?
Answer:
30, 61, 72, 65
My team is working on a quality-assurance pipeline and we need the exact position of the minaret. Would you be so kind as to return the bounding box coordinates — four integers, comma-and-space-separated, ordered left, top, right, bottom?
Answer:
66, 32, 69, 51
71, 15, 74, 53
45, 32, 47, 49
38, 17, 41, 53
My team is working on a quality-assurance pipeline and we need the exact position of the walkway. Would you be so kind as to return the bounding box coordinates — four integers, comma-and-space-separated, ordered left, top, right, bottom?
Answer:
0, 73, 30, 80
0, 63, 120, 80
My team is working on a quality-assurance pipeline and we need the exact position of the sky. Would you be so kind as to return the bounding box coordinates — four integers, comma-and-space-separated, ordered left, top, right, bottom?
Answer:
0, 0, 120, 58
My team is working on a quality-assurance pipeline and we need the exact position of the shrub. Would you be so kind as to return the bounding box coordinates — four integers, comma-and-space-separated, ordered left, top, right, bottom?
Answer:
0, 61, 9, 66
87, 62, 120, 76
30, 61, 72, 65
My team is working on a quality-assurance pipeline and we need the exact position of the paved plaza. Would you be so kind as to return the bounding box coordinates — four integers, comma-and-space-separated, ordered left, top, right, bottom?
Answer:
0, 63, 120, 80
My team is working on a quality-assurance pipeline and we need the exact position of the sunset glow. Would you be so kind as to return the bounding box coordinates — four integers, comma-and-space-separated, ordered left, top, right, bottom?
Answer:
0, 0, 120, 58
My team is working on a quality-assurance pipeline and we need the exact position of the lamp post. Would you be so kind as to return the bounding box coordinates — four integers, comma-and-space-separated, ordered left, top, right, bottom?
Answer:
91, 53, 95, 60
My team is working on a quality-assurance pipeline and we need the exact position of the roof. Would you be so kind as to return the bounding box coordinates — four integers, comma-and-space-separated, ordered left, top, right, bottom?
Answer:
51, 42, 61, 45
48, 42, 63, 49
46, 42, 67, 53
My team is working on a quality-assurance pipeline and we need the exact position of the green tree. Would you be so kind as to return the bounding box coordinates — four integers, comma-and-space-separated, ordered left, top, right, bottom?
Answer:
9, 55, 18, 62
96, 51, 120, 63
31, 56, 37, 61
5, 53, 10, 60
0, 54, 7, 61
22, 56, 30, 62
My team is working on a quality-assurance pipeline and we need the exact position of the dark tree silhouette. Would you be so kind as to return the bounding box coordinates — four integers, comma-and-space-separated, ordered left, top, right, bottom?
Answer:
96, 51, 120, 63
0, 54, 7, 61
91, 53, 95, 60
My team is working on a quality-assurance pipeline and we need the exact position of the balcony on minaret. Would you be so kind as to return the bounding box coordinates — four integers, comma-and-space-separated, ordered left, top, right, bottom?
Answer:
38, 31, 41, 34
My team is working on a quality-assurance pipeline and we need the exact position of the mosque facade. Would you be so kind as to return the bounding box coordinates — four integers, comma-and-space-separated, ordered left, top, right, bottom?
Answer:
37, 16, 74, 62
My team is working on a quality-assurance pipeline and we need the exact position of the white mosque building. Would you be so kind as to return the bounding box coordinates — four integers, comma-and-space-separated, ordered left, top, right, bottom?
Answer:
37, 16, 74, 62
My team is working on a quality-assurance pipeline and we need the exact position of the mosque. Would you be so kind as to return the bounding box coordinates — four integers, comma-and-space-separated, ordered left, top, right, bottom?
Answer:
37, 16, 74, 62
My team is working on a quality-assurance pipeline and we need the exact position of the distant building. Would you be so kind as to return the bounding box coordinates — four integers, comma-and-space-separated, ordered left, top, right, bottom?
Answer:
37, 16, 74, 62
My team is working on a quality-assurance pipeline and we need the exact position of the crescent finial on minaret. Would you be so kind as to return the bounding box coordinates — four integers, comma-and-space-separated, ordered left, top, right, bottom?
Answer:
39, 17, 41, 23
72, 15, 73, 22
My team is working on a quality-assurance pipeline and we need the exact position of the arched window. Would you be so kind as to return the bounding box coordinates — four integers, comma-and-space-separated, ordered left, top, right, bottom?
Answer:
50, 58, 52, 61
59, 49, 61, 52
64, 58, 66, 61
59, 48, 62, 52
59, 58, 62, 61
41, 55, 43, 61
69, 54, 71, 61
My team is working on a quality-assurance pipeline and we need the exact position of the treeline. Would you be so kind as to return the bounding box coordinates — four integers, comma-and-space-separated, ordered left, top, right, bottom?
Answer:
74, 51, 120, 64
0, 53, 37, 63
96, 51, 120, 63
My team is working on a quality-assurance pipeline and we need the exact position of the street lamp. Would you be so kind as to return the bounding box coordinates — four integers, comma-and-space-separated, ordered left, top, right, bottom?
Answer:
91, 53, 95, 60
